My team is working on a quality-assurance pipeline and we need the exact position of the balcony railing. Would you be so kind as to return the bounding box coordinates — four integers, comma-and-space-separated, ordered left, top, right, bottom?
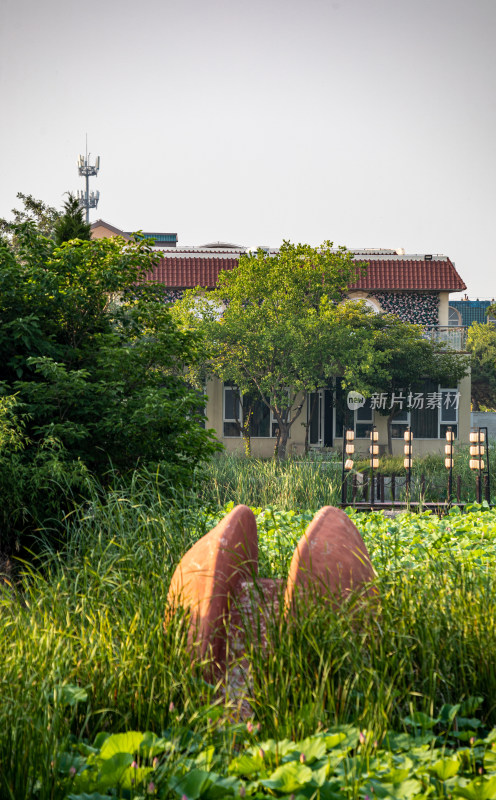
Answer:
422, 326, 468, 351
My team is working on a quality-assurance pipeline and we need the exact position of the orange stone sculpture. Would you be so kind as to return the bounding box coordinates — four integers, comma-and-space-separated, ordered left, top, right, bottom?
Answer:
166, 505, 376, 675
166, 504, 258, 667
284, 506, 375, 610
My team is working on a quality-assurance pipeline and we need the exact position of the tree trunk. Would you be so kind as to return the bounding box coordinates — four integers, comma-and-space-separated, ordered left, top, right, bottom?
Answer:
277, 423, 291, 459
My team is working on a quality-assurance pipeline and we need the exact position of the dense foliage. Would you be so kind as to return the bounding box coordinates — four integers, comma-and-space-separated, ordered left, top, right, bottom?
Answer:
0, 223, 219, 550
53, 192, 91, 245
2, 473, 496, 797
466, 321, 496, 411
177, 241, 467, 458
176, 241, 367, 458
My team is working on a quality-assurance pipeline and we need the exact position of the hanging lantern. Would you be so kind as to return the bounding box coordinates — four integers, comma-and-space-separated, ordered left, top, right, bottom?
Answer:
345, 458, 354, 471
346, 430, 355, 442
470, 445, 485, 457
369, 428, 379, 469
445, 457, 454, 468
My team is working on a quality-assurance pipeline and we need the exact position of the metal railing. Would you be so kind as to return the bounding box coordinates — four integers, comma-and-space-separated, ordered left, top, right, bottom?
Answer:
422, 326, 468, 351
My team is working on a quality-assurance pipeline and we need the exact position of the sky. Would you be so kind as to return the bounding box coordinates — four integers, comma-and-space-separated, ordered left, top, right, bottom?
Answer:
1, 0, 495, 298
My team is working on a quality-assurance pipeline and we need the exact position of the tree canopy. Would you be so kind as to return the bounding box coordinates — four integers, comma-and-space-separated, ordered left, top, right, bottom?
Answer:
176, 241, 469, 457
0, 221, 219, 546
343, 306, 470, 451
467, 322, 496, 411
0, 192, 59, 246
176, 240, 369, 457
53, 192, 91, 244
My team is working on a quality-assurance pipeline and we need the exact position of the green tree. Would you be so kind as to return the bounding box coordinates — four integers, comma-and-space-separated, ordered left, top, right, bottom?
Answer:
53, 192, 91, 244
343, 306, 470, 452
0, 221, 220, 547
0, 192, 59, 245
467, 321, 496, 410
176, 240, 371, 458
176, 242, 469, 458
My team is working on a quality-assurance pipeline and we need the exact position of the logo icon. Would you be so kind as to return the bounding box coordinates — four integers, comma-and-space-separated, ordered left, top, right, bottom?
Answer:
347, 391, 366, 411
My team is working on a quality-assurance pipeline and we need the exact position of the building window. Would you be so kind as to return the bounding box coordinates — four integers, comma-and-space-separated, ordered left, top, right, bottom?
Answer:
246, 396, 271, 437
223, 383, 242, 437
391, 406, 410, 438
440, 388, 458, 439
223, 384, 283, 438
334, 383, 372, 438
355, 398, 374, 438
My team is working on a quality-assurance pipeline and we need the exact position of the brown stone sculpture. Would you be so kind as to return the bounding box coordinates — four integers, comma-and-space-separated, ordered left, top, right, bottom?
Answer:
285, 506, 376, 610
166, 504, 258, 667
166, 504, 376, 675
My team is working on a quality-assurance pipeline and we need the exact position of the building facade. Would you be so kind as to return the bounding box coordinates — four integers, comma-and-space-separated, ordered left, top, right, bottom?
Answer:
145, 247, 470, 457
90, 223, 471, 456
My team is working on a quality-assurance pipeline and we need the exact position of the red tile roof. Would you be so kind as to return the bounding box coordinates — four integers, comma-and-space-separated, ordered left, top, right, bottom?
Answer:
146, 257, 238, 288
349, 258, 466, 292
145, 255, 466, 292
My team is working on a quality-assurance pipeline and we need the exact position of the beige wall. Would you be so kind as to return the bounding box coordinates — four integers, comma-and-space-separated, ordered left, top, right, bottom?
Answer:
91, 224, 129, 240
205, 371, 472, 458
438, 291, 450, 326
204, 378, 307, 457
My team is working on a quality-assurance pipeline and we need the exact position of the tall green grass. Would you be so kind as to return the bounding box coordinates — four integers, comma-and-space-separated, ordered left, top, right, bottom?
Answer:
2, 466, 496, 796
199, 453, 343, 509
199, 447, 496, 508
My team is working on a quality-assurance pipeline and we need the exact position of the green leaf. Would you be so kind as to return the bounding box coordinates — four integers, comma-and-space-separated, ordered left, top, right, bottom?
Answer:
120, 764, 154, 790
98, 731, 144, 760
96, 752, 134, 788
366, 778, 424, 798
402, 711, 439, 729
169, 768, 213, 800
228, 753, 264, 776
54, 683, 88, 707
426, 756, 460, 780
261, 761, 314, 793
455, 776, 496, 799
296, 735, 327, 763
67, 794, 114, 800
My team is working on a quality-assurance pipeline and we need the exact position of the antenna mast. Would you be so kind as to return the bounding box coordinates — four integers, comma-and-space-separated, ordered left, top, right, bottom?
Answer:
77, 138, 100, 222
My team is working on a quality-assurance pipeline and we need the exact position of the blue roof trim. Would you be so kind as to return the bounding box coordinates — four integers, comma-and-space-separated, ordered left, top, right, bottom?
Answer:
142, 233, 177, 242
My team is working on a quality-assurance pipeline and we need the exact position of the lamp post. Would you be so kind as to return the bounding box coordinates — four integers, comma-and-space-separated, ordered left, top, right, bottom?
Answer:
445, 427, 454, 506
369, 427, 379, 507
341, 428, 354, 505
470, 428, 485, 504
404, 428, 413, 503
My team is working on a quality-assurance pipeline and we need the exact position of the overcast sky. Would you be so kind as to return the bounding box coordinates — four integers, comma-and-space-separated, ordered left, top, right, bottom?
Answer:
1, 0, 495, 297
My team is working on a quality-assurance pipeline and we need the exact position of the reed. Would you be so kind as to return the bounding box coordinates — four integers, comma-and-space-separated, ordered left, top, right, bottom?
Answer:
2, 467, 496, 796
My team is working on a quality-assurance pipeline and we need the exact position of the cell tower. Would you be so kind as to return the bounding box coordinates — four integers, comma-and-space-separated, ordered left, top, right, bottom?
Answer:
77, 140, 100, 222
